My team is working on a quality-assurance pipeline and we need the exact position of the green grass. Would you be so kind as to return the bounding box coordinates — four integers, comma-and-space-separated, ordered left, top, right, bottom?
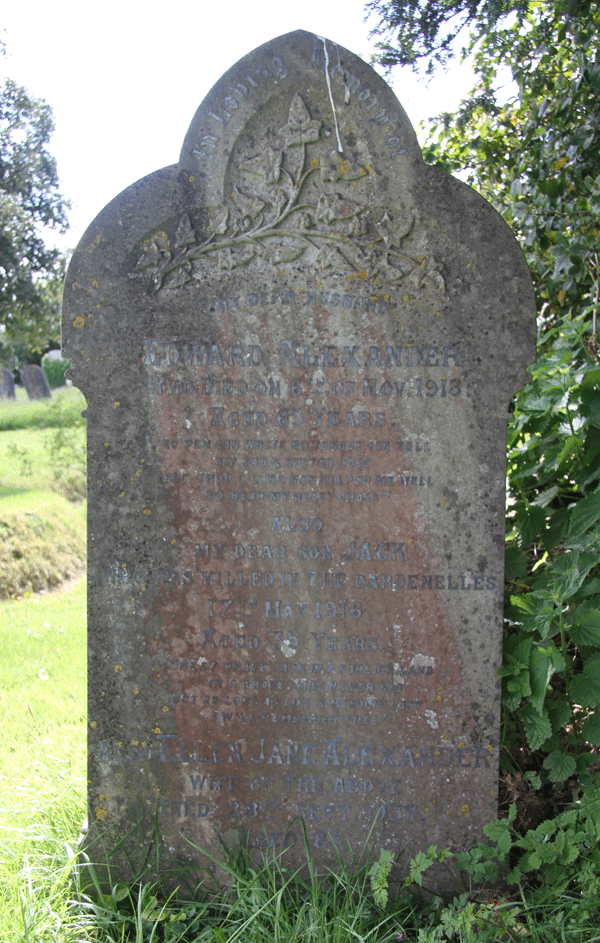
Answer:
0, 388, 86, 501
0, 385, 86, 432
76, 841, 414, 943
0, 388, 89, 937
0, 427, 56, 495
0, 424, 86, 497
0, 577, 88, 942
0, 577, 87, 804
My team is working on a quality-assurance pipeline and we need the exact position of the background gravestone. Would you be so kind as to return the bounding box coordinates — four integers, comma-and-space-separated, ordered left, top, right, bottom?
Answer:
62, 30, 536, 891
0, 368, 15, 400
45, 349, 63, 361
20, 364, 52, 400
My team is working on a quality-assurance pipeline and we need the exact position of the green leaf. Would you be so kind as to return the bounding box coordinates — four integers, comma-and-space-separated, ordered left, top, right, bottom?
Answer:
580, 577, 600, 598
570, 609, 600, 648
521, 505, 547, 546
505, 543, 528, 579
501, 636, 535, 707
579, 367, 600, 390
110, 885, 130, 904
483, 818, 511, 843
529, 818, 559, 842
520, 704, 553, 750
544, 506, 571, 551
538, 178, 563, 198
529, 646, 554, 713
369, 848, 395, 908
568, 489, 600, 542
547, 697, 572, 731
582, 712, 600, 746
551, 554, 585, 601
543, 750, 577, 781
569, 657, 600, 707
509, 595, 537, 615
531, 485, 559, 507
503, 635, 533, 664
141, 896, 159, 920
519, 850, 542, 871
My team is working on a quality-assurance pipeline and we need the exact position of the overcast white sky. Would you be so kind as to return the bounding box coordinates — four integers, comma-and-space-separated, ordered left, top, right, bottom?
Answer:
2, 0, 474, 251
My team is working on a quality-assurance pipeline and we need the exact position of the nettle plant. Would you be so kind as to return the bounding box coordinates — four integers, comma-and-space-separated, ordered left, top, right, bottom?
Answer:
503, 314, 600, 787
411, 0, 600, 794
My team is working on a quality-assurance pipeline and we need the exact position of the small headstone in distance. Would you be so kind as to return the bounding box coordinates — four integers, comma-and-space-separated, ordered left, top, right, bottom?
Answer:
0, 367, 16, 400
19, 364, 51, 400
62, 31, 536, 893
45, 349, 63, 362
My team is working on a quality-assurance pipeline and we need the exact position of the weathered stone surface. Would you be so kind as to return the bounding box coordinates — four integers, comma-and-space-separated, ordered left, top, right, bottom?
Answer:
20, 364, 51, 400
62, 31, 536, 890
0, 368, 15, 399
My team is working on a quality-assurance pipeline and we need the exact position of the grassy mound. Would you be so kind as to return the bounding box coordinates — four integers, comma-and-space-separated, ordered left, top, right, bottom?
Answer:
0, 384, 87, 596
0, 491, 86, 599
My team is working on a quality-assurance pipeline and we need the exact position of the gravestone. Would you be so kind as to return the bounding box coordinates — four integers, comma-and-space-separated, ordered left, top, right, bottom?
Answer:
20, 364, 51, 400
45, 349, 63, 361
0, 368, 15, 399
62, 30, 536, 891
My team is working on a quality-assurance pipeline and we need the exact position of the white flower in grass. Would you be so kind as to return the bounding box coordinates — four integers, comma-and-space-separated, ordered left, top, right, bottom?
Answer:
38, 669, 49, 681
43, 622, 50, 628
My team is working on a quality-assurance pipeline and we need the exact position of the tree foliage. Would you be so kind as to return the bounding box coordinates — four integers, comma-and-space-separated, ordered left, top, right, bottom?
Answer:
367, 0, 532, 71
369, 0, 600, 798
0, 67, 69, 367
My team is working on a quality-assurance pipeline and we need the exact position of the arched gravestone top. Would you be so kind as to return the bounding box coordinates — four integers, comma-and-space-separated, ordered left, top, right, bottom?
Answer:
62, 31, 536, 893
20, 364, 51, 400
0, 368, 16, 400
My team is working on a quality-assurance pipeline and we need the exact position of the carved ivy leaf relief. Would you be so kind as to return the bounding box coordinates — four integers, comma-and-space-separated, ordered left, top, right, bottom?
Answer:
130, 95, 445, 298
376, 210, 415, 248
174, 214, 197, 249
211, 208, 229, 235
320, 149, 367, 184
133, 231, 171, 272
241, 146, 283, 184
315, 244, 358, 272
281, 93, 322, 146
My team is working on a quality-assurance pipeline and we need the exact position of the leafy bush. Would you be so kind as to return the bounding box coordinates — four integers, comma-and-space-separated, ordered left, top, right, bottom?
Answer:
41, 353, 71, 388
499, 313, 600, 791
401, 0, 600, 810
366, 0, 600, 931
